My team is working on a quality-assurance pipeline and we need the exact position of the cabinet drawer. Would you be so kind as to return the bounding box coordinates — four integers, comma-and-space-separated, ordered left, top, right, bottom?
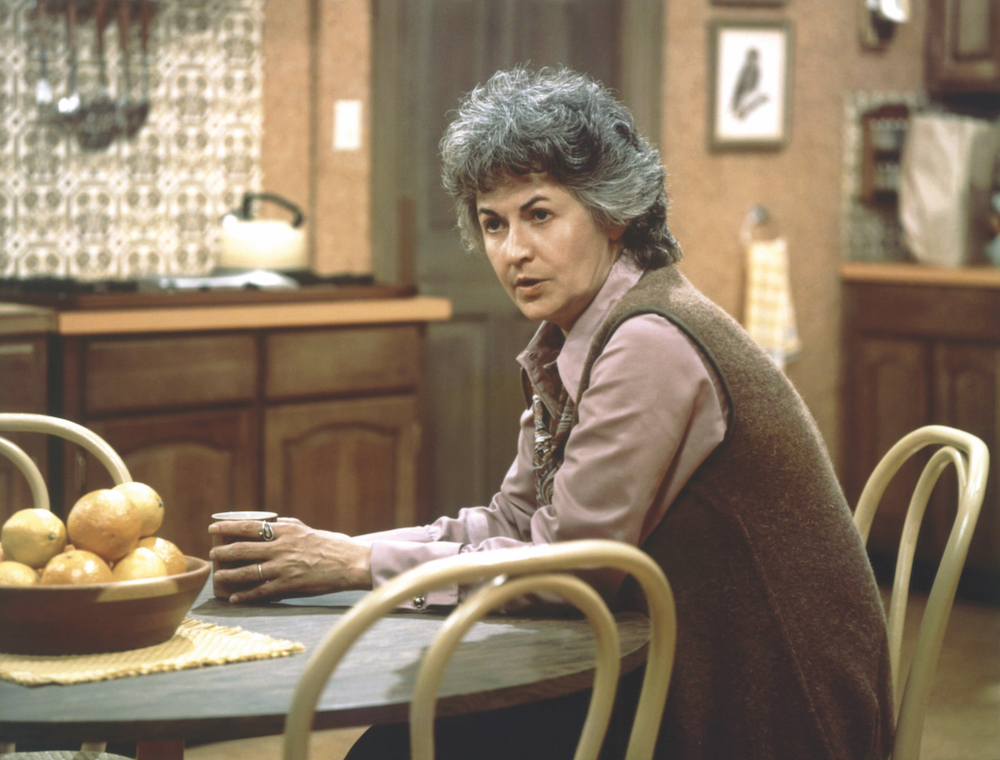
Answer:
0, 338, 47, 412
265, 326, 421, 398
84, 334, 257, 413
844, 281, 1000, 341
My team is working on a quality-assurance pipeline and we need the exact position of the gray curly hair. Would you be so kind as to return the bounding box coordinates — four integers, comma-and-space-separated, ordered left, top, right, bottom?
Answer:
439, 66, 680, 269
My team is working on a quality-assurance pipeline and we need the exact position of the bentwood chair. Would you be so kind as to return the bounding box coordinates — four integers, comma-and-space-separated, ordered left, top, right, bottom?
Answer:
0, 417, 145, 760
853, 425, 989, 760
283, 539, 676, 760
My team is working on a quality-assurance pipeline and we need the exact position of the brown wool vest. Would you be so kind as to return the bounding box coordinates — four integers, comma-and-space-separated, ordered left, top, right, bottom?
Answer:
576, 266, 894, 760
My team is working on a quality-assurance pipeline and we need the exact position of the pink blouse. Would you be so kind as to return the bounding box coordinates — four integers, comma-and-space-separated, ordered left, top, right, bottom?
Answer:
361, 258, 728, 607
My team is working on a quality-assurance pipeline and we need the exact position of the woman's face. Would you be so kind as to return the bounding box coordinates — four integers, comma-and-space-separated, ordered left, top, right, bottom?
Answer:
476, 173, 624, 333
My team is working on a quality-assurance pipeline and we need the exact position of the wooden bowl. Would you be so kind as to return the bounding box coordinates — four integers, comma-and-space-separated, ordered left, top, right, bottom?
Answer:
0, 556, 210, 655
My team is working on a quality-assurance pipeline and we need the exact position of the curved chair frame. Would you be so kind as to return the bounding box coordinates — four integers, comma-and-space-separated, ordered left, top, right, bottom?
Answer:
0, 413, 133, 758
853, 425, 989, 760
410, 572, 620, 760
0, 413, 131, 486
284, 539, 676, 760
0, 435, 50, 512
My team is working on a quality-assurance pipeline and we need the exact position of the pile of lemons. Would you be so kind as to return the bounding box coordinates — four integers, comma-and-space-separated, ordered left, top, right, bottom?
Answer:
0, 482, 186, 586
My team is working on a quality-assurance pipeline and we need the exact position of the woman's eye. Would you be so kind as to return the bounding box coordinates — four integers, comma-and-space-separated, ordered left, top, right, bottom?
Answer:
531, 209, 551, 222
483, 218, 502, 233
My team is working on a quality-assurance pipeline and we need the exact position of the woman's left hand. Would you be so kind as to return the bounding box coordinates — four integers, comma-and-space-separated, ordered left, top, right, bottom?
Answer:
208, 517, 372, 603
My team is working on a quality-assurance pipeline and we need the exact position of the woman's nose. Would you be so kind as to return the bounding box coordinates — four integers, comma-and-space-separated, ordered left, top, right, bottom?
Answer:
504, 223, 533, 263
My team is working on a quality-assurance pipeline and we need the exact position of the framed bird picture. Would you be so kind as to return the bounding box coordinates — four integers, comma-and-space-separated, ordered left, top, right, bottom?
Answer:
708, 19, 793, 150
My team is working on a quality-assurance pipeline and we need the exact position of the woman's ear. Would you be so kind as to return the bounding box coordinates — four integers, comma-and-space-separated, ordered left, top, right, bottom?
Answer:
606, 222, 627, 244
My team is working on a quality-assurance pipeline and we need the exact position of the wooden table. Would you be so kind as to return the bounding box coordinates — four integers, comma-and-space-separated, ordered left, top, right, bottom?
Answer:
0, 583, 651, 753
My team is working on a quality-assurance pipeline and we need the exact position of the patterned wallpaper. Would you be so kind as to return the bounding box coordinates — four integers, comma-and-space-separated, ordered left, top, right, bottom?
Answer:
0, 0, 263, 280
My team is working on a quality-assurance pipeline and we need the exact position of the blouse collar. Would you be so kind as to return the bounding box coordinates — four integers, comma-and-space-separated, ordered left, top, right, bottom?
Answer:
518, 256, 644, 409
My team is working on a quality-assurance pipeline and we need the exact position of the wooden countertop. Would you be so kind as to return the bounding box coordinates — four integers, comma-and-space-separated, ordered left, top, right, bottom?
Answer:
841, 261, 1000, 288
0, 296, 452, 336
0, 303, 57, 335
56, 296, 452, 335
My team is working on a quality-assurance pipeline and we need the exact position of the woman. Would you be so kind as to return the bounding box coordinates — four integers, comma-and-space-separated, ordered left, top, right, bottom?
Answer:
211, 67, 893, 759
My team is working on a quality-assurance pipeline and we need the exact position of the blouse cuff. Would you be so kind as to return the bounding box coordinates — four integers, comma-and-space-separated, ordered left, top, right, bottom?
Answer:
369, 539, 464, 609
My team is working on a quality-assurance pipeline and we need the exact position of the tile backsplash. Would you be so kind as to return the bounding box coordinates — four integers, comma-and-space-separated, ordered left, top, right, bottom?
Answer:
0, 0, 263, 280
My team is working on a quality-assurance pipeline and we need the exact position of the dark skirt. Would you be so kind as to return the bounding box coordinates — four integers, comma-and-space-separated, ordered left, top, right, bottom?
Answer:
343, 668, 644, 760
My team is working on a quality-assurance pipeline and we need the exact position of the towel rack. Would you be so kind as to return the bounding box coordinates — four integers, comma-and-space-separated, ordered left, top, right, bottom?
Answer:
740, 204, 775, 246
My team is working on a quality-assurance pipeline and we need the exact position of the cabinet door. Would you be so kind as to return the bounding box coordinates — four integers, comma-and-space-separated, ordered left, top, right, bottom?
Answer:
845, 336, 931, 557
0, 337, 49, 523
264, 396, 420, 535
927, 0, 1000, 93
72, 409, 258, 560
933, 342, 1000, 575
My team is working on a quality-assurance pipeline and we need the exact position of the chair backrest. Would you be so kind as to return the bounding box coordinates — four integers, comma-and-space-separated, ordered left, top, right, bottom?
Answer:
0, 416, 133, 760
283, 539, 676, 760
852, 425, 989, 760
0, 435, 50, 513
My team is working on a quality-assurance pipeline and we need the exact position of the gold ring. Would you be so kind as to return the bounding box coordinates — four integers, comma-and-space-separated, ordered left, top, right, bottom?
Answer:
257, 563, 264, 581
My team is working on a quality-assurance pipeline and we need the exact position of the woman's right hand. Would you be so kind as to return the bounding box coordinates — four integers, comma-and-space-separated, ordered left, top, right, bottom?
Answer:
209, 517, 372, 603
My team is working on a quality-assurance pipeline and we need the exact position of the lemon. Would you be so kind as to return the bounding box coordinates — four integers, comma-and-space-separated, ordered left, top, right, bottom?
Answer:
112, 546, 168, 581
41, 550, 113, 585
1, 509, 68, 568
0, 560, 40, 586
67, 489, 142, 563
137, 536, 187, 575
114, 482, 164, 537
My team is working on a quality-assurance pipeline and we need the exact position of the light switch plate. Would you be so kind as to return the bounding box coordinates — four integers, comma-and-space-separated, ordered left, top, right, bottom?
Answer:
334, 100, 363, 151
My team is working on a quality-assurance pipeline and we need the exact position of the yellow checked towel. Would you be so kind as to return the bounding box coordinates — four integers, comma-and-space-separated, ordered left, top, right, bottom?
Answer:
0, 618, 304, 686
743, 237, 801, 371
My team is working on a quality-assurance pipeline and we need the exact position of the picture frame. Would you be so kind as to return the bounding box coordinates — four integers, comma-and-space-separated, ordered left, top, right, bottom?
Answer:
708, 19, 793, 150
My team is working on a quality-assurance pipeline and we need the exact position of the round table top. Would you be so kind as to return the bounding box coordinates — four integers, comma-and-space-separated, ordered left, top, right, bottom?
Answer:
0, 584, 651, 746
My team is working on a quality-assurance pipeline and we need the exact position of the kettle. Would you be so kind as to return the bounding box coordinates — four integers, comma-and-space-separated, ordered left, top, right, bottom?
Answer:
219, 192, 307, 271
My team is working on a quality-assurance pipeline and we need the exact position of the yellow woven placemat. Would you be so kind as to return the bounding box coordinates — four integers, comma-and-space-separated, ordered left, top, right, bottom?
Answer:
0, 618, 305, 686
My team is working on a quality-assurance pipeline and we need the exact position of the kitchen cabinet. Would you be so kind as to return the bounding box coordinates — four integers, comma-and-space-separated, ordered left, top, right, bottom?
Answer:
264, 396, 419, 537
261, 326, 422, 538
844, 337, 930, 556
0, 306, 55, 523
57, 332, 261, 559
10, 291, 451, 560
56, 325, 428, 559
927, 0, 1000, 94
80, 409, 259, 561
842, 264, 1000, 600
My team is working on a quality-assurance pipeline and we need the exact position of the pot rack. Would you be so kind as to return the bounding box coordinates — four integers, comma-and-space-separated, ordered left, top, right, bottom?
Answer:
30, 0, 162, 152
